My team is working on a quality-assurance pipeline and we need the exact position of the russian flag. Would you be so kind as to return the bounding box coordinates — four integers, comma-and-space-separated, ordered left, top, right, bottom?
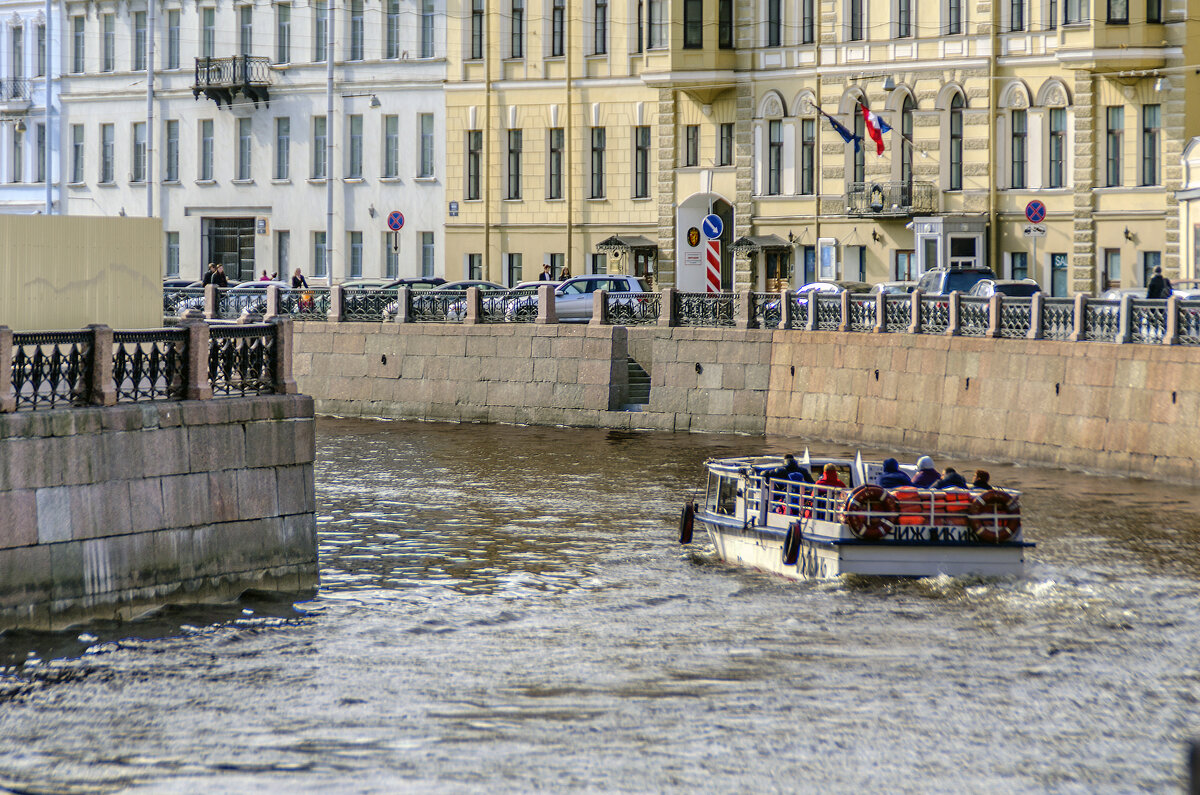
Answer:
861, 105, 891, 156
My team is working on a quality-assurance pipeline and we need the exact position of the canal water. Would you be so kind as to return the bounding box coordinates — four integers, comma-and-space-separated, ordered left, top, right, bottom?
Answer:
2, 417, 1200, 793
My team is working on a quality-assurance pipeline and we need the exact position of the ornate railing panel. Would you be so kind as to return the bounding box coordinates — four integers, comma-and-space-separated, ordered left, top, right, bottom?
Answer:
884, 295, 911, 332
208, 325, 276, 397
788, 295, 809, 330
958, 296, 990, 337
112, 329, 188, 403
1041, 298, 1075, 341
12, 331, 93, 410
482, 288, 539, 323
216, 287, 268, 320
847, 294, 875, 332
343, 289, 399, 322
279, 287, 333, 320
608, 292, 660, 325
1084, 299, 1120, 342
813, 294, 842, 331
845, 180, 937, 216
919, 296, 949, 334
0, 78, 31, 102
999, 299, 1032, 338
409, 290, 469, 322
675, 292, 736, 327
1177, 301, 1200, 346
1129, 300, 1167, 344
751, 293, 781, 330
163, 287, 206, 317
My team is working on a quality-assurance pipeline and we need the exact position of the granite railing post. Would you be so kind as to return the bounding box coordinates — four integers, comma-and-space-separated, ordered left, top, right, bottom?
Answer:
836, 291, 852, 332
87, 324, 117, 406
181, 319, 214, 400
986, 294, 1003, 338
465, 286, 482, 324
589, 289, 609, 326
907, 289, 923, 334
328, 285, 344, 322
271, 317, 298, 394
946, 292, 961, 336
204, 283, 218, 320
805, 292, 818, 331
658, 288, 677, 327
1164, 295, 1180, 345
873, 292, 887, 333
537, 284, 560, 324
1027, 292, 1045, 340
736, 290, 753, 330
778, 289, 792, 330
394, 286, 411, 324
1116, 293, 1133, 344
1069, 293, 1088, 342
0, 326, 13, 412
264, 285, 280, 319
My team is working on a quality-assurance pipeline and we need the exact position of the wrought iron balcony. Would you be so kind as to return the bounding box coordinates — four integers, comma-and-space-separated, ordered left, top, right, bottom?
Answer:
192, 56, 271, 109
0, 78, 32, 111
846, 180, 937, 217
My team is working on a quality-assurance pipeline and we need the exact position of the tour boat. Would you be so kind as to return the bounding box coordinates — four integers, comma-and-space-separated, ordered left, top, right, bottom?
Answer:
679, 451, 1030, 579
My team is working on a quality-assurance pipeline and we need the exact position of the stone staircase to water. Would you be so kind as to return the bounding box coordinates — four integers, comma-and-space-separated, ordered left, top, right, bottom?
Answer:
623, 358, 651, 411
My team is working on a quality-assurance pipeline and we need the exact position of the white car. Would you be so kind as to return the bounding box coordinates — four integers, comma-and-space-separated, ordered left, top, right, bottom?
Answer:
505, 275, 651, 322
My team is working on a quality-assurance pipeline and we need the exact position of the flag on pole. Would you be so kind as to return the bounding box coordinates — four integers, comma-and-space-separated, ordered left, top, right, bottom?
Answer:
861, 104, 892, 156
817, 107, 860, 152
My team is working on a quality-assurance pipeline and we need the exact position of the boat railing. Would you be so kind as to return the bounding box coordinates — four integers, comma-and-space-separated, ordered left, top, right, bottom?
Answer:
755, 476, 847, 521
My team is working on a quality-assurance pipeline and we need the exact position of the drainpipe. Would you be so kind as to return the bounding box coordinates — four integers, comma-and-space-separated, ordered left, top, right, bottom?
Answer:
483, 7, 492, 280
325, 0, 335, 281
145, 0, 155, 218
44, 0, 52, 213
811, 13, 821, 283
987, 1, 998, 274
564, 1, 573, 275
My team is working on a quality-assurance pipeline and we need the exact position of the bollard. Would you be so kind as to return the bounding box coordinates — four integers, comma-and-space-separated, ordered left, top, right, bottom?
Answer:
589, 289, 609, 326
87, 324, 117, 406
945, 291, 961, 336
270, 317, 298, 394
1027, 292, 1044, 340
1069, 293, 1089, 342
0, 326, 13, 412
907, 288, 923, 334
181, 319, 214, 401
537, 283, 559, 324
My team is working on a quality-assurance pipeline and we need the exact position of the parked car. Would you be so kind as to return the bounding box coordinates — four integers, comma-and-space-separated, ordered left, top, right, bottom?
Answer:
385, 280, 506, 320
868, 281, 917, 295
968, 279, 1041, 298
1099, 287, 1147, 301
340, 278, 395, 290
163, 278, 201, 289
384, 276, 447, 291
505, 274, 650, 323
915, 266, 997, 296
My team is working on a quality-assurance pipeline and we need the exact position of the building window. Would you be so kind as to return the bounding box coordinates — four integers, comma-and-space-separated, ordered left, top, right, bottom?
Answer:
636, 0, 644, 51
383, 115, 399, 178
9, 128, 21, 183
166, 232, 180, 277
314, 232, 327, 277
102, 15, 115, 71
683, 0, 702, 48
946, 0, 961, 33
552, 0, 565, 55
1048, 107, 1066, 188
422, 0, 436, 57
1106, 106, 1123, 187
511, 0, 524, 57
1143, 251, 1161, 285
36, 24, 45, 77
237, 118, 252, 180
100, 123, 114, 183
34, 123, 44, 183
349, 231, 363, 278
1107, 0, 1127, 23
1048, 0, 1058, 27
802, 0, 815, 41
314, 1, 327, 61
548, 252, 564, 278
595, 0, 608, 53
719, 122, 734, 166
10, 25, 23, 80
349, 0, 364, 60
471, 0, 484, 59
590, 127, 606, 198
1064, 0, 1084, 23
385, 234, 399, 278
167, 10, 181, 68
1010, 0, 1024, 30
507, 253, 523, 286
800, 118, 815, 194
199, 119, 213, 180
1147, 0, 1161, 23
132, 122, 147, 183
591, 253, 608, 274
897, 0, 912, 37
466, 130, 482, 199
507, 129, 522, 199
767, 119, 783, 195
853, 112, 865, 184
419, 114, 434, 177
277, 230, 290, 277
1010, 251, 1027, 280
70, 125, 84, 183
1050, 252, 1068, 295
899, 96, 914, 197
949, 94, 963, 190
386, 0, 400, 58
1011, 109, 1026, 189
239, 5, 253, 55
276, 4, 291, 63
684, 125, 699, 167
421, 232, 435, 276
467, 253, 483, 280
348, 114, 363, 178
202, 8, 215, 58
548, 128, 563, 199
1104, 248, 1121, 287
719, 0, 734, 47
634, 126, 650, 198
768, 0, 782, 45
313, 116, 327, 179
275, 117, 290, 179
648, 0, 666, 47
165, 119, 179, 181
849, 0, 864, 40
71, 16, 85, 73
1142, 103, 1160, 186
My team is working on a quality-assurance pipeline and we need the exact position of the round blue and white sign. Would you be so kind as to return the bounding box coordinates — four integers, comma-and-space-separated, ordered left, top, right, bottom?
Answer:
387, 211, 405, 231
701, 214, 724, 239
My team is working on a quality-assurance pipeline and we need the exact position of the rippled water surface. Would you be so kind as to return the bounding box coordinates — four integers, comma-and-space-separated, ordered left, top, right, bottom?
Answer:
3, 418, 1200, 793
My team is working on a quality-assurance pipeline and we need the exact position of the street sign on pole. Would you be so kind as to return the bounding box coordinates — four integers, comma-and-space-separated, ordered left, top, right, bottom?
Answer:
391, 231, 400, 253
1023, 225, 1047, 238
387, 210, 405, 231
701, 214, 724, 240
1025, 201, 1046, 224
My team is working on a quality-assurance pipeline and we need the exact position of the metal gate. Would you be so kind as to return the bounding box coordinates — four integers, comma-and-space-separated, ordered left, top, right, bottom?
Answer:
206, 218, 256, 282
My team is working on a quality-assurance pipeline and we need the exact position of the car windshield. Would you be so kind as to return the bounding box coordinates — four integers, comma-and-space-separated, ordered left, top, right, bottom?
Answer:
944, 271, 994, 293
561, 281, 588, 295
996, 283, 1040, 297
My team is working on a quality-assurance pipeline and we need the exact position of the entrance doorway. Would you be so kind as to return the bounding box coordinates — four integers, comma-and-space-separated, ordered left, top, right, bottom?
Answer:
675, 193, 734, 291
206, 218, 256, 282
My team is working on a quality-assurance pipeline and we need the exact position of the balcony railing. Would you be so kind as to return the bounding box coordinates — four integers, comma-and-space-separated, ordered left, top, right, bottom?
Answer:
846, 180, 937, 216
192, 55, 272, 108
0, 78, 31, 108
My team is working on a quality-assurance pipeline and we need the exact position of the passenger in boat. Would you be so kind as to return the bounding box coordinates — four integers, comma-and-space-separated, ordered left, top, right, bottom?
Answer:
876, 458, 913, 488
770, 454, 813, 484
972, 469, 992, 489
911, 456, 941, 488
932, 467, 969, 489
812, 464, 846, 521
816, 463, 845, 488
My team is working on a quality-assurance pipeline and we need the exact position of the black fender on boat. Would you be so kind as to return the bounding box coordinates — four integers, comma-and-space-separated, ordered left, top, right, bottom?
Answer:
782, 522, 802, 565
679, 503, 695, 544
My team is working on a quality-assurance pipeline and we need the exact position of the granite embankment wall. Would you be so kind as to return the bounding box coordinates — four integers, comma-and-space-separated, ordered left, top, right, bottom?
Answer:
0, 395, 317, 630
294, 323, 1200, 483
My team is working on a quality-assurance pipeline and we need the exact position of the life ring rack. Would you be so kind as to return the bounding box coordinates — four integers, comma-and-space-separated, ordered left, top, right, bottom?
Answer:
841, 485, 899, 541
966, 490, 1021, 543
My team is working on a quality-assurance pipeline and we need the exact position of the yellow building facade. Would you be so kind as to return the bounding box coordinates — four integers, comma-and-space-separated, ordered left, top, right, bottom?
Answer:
444, 0, 1193, 294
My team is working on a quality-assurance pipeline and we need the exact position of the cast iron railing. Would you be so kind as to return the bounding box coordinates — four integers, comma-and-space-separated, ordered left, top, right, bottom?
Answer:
848, 296, 876, 332
957, 296, 990, 337
208, 325, 276, 396
409, 289, 469, 322
813, 294, 841, 331
999, 298, 1032, 338
483, 288, 539, 323
113, 329, 187, 402
920, 295, 950, 334
1041, 298, 1075, 341
342, 288, 399, 322
675, 292, 737, 327
1178, 302, 1200, 346
216, 287, 269, 320
607, 292, 661, 325
884, 295, 911, 332
280, 287, 333, 320
0, 78, 31, 102
845, 180, 937, 216
163, 287, 206, 317
751, 293, 781, 329
1130, 299, 1167, 344
192, 55, 272, 108
11, 331, 93, 410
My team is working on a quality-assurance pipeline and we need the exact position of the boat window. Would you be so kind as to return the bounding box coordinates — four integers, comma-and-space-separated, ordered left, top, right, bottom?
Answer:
705, 473, 720, 511
716, 476, 738, 515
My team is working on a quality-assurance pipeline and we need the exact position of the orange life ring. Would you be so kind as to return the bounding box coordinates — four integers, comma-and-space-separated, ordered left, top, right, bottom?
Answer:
841, 485, 899, 541
967, 490, 1021, 543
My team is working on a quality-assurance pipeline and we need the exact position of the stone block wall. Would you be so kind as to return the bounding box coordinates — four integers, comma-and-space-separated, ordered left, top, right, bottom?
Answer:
0, 395, 317, 631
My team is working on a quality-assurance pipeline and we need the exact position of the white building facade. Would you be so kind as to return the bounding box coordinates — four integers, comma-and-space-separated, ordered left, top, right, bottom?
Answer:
0, 0, 60, 213
59, 0, 446, 282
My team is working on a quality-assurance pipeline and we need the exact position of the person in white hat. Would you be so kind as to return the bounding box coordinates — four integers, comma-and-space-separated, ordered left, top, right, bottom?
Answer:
912, 455, 941, 488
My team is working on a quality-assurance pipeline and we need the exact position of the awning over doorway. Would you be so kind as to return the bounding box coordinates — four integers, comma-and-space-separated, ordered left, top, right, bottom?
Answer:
731, 234, 790, 254
595, 234, 658, 254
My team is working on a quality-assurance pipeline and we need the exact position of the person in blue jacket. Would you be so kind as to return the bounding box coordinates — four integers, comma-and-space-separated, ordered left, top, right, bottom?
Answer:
875, 457, 913, 488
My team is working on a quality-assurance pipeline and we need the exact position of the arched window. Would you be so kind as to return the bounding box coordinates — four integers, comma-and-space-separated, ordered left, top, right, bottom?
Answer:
949, 94, 963, 190
900, 95, 914, 200
853, 112, 865, 183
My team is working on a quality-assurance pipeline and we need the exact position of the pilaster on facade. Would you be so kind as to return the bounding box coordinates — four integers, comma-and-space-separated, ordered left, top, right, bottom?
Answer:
655, 89, 677, 289
732, 80, 754, 291
1071, 72, 1098, 293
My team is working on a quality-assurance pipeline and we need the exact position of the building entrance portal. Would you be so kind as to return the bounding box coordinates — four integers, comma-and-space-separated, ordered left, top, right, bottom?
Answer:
206, 218, 256, 282
676, 194, 733, 291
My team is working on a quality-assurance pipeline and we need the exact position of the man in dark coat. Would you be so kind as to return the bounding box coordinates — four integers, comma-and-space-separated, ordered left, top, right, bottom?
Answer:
932, 467, 969, 489
1146, 266, 1172, 299
875, 457, 913, 488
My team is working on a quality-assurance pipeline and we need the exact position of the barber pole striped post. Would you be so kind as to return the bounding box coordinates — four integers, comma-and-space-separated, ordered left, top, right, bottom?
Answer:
706, 239, 721, 293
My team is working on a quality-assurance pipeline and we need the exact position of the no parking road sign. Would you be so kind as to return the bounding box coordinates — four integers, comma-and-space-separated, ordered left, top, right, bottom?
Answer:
1025, 201, 1046, 224
387, 210, 405, 231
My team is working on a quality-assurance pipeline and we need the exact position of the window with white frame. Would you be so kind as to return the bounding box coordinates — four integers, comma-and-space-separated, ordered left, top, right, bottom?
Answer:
421, 232, 435, 276
167, 10, 181, 68
1141, 103, 1160, 186
897, 0, 912, 37
507, 253, 523, 286
1048, 107, 1066, 188
277, 230, 290, 276
312, 116, 327, 178
767, 120, 782, 195
237, 118, 252, 180
945, 0, 962, 33
949, 94, 963, 190
801, 118, 815, 194
102, 15, 115, 71
132, 122, 147, 183
384, 233, 399, 278
634, 126, 650, 197
239, 5, 253, 54
166, 232, 180, 277
35, 123, 44, 183
594, 0, 607, 53
36, 23, 45, 76
1105, 105, 1123, 187
511, 0, 524, 57
648, 0, 666, 47
684, 125, 699, 167
349, 0, 364, 60
802, 0, 815, 41
71, 16, 84, 73
100, 123, 114, 183
201, 8, 215, 58
548, 128, 563, 199
313, 232, 328, 277
719, 122, 734, 167
383, 115, 399, 177
1010, 0, 1025, 30
276, 3, 291, 63
507, 129, 522, 199
419, 114, 434, 177
275, 117, 290, 179
134, 12, 147, 69
348, 115, 363, 178
349, 231, 363, 277
1010, 109, 1026, 189
768, 0, 782, 46
421, 0, 436, 57
70, 124, 84, 183
848, 0, 864, 40
314, 1, 328, 61
466, 129, 482, 199
471, 0, 484, 59
386, 0, 400, 58
9, 128, 22, 183
552, 0, 565, 55
199, 119, 213, 180
590, 127, 606, 198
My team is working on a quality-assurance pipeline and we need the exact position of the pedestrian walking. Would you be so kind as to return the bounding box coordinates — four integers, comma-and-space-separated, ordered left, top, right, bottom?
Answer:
1146, 266, 1172, 299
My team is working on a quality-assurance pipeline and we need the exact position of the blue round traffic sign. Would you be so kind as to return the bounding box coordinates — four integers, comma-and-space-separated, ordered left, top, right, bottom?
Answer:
1025, 201, 1046, 224
701, 214, 724, 239
387, 210, 405, 231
